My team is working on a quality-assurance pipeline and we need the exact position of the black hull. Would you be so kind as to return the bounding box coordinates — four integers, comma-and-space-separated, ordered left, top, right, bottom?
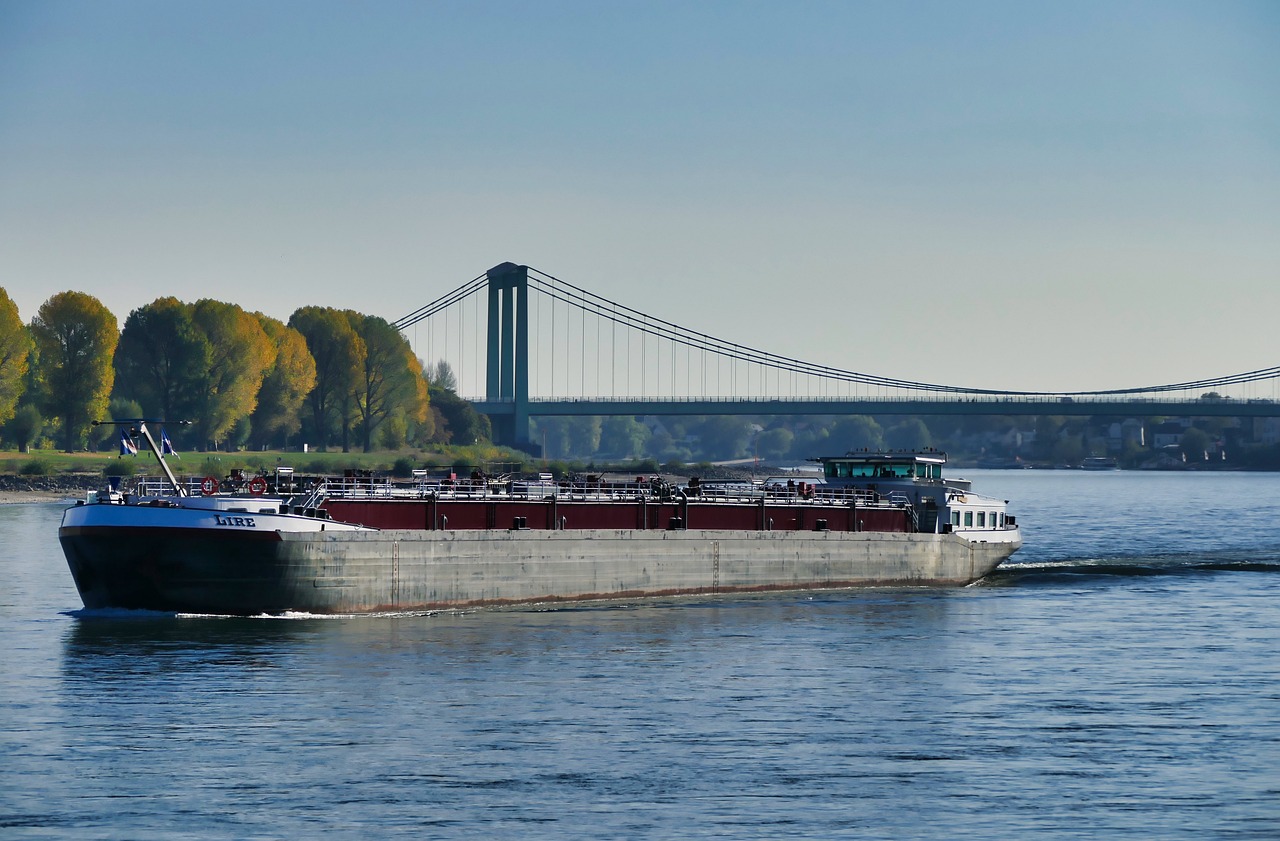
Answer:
60, 528, 296, 614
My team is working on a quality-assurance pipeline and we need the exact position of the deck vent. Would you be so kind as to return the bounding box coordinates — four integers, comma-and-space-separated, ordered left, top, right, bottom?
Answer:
815, 519, 829, 532
512, 516, 528, 530
667, 516, 685, 530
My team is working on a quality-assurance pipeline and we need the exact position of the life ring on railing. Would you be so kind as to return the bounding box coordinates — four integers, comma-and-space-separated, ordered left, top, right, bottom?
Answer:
248, 476, 268, 497
200, 476, 219, 496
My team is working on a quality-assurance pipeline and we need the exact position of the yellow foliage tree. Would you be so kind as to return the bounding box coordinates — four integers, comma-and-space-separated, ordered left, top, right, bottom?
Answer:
0, 287, 33, 428
30, 291, 118, 451
250, 314, 317, 448
191, 300, 276, 447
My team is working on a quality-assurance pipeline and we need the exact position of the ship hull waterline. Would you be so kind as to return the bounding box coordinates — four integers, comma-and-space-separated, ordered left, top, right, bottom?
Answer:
60, 525, 1020, 615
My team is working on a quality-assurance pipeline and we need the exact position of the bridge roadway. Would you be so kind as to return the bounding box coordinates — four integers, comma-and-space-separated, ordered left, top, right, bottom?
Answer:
473, 396, 1280, 420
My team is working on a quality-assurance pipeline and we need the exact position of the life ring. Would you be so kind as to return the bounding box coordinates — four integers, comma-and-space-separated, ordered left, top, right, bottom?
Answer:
200, 476, 219, 496
248, 476, 268, 497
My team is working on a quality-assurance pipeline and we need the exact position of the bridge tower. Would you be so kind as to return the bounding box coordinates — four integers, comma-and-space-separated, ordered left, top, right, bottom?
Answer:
484, 262, 532, 450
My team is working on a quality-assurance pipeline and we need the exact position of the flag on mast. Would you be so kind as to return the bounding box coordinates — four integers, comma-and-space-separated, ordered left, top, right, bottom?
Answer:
119, 430, 138, 456
161, 429, 180, 458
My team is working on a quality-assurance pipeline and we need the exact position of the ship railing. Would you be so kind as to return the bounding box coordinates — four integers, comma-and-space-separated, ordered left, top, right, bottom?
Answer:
288, 480, 330, 510
133, 476, 195, 498
311, 474, 911, 509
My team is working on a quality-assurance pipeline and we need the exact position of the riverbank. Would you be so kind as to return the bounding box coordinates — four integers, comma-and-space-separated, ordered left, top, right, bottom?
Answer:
0, 474, 99, 504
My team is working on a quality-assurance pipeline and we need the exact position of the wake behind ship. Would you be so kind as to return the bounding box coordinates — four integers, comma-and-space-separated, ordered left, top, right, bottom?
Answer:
60, 422, 1021, 615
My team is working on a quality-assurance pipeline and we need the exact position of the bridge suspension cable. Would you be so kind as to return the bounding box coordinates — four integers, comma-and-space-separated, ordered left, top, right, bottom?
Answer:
395, 265, 1280, 401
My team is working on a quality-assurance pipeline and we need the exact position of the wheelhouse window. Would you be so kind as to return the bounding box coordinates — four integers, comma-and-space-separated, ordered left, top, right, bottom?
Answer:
977, 512, 986, 528
964, 511, 973, 527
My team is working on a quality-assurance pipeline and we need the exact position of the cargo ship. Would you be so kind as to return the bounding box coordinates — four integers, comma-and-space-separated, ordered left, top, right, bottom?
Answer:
59, 422, 1021, 615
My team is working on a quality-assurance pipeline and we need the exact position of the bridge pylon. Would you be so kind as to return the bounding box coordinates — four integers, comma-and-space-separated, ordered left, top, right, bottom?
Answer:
484, 262, 532, 450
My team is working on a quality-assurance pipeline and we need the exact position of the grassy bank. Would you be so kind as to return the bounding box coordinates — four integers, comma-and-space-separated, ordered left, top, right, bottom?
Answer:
0, 445, 534, 478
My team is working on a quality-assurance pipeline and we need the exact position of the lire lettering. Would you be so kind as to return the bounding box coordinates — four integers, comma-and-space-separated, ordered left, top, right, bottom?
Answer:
213, 515, 256, 527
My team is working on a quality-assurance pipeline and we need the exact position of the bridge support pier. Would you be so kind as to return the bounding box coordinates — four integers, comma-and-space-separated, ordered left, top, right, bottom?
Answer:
484, 262, 534, 452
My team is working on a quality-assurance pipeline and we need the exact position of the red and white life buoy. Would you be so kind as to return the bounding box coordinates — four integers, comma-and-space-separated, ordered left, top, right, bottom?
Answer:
248, 476, 268, 497
200, 476, 219, 496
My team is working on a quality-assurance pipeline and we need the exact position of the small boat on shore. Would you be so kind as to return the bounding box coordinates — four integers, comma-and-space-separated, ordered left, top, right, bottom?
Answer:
59, 422, 1021, 615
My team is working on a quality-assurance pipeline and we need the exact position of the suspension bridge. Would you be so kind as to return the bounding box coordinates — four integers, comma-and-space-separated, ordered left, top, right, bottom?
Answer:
395, 263, 1280, 450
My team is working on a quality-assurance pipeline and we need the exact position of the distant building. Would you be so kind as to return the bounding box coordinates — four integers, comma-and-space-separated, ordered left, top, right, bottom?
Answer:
1151, 421, 1186, 449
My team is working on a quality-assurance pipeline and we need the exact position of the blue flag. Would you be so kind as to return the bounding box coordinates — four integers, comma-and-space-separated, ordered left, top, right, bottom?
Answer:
119, 430, 138, 456
161, 429, 180, 459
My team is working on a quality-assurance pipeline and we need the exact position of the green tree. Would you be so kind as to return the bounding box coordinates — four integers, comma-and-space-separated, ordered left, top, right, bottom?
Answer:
756, 426, 794, 460
348, 313, 430, 453
290, 306, 365, 451
535, 416, 602, 459
599, 416, 650, 458
4, 404, 42, 453
0, 287, 33, 428
249, 315, 317, 449
427, 385, 489, 446
1180, 426, 1211, 462
95, 397, 144, 450
884, 418, 932, 450
113, 297, 211, 431
426, 359, 457, 392
695, 416, 752, 461
30, 291, 118, 451
828, 416, 884, 452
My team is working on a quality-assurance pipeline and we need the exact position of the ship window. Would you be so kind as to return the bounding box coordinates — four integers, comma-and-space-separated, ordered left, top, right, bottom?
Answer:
999, 513, 1005, 528
951, 511, 960, 526
990, 511, 997, 528
964, 511, 973, 527
976, 511, 985, 527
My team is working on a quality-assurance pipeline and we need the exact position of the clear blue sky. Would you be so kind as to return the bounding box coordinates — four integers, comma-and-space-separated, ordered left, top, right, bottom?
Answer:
1, 0, 1276, 393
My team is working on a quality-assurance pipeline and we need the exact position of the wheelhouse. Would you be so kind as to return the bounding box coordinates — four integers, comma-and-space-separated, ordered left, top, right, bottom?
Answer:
816, 452, 946, 483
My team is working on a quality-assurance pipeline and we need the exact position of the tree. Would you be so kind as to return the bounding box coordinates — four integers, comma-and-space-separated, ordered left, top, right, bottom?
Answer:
1180, 427, 1211, 462
599, 416, 650, 458
113, 297, 211, 431
30, 291, 118, 450
348, 313, 429, 453
249, 315, 317, 449
828, 416, 884, 452
4, 404, 42, 453
427, 385, 489, 446
0, 287, 33, 428
94, 397, 144, 450
290, 306, 365, 451
426, 359, 458, 392
694, 416, 752, 461
535, 416, 602, 459
756, 427, 794, 460
885, 418, 932, 451
191, 300, 276, 448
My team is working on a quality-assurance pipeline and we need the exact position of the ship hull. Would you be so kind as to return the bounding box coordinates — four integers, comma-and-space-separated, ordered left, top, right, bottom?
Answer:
60, 522, 1019, 615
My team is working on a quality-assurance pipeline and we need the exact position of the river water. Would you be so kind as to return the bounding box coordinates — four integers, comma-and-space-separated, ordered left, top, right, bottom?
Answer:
2, 471, 1278, 839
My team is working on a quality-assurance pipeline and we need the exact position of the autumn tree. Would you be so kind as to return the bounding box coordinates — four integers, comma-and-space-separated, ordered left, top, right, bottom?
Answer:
347, 313, 430, 452
190, 300, 276, 447
113, 297, 212, 432
289, 306, 365, 451
0, 287, 34, 428
30, 291, 119, 450
248, 315, 317, 449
